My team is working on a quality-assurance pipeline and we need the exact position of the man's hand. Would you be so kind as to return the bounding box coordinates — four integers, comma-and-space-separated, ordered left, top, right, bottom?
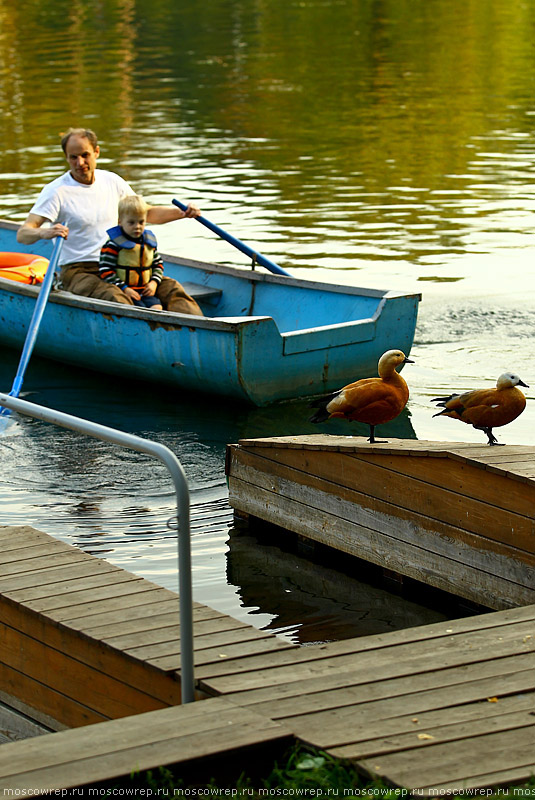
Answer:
41, 223, 69, 240
182, 203, 201, 218
17, 214, 69, 244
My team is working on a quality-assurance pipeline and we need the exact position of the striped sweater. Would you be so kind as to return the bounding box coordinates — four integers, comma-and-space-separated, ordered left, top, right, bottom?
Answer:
99, 225, 164, 289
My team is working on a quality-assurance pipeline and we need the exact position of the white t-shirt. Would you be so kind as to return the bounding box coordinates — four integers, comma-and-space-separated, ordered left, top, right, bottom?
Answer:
30, 169, 135, 266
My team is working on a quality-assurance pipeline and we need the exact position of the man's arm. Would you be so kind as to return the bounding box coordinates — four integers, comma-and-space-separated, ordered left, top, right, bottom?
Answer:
17, 213, 69, 244
145, 202, 200, 225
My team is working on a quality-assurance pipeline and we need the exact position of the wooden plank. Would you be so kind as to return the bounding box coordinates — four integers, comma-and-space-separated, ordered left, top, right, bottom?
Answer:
100, 615, 252, 649
447, 444, 535, 460
358, 725, 535, 790
236, 446, 534, 549
0, 541, 79, 563
280, 668, 535, 749
426, 765, 535, 794
198, 603, 535, 686
0, 699, 51, 743
231, 450, 535, 570
0, 698, 291, 792
472, 448, 535, 460
0, 600, 182, 705
218, 650, 535, 711
181, 281, 222, 303
348, 450, 535, 518
236, 437, 535, 470
328, 695, 535, 760
150, 636, 295, 672
198, 614, 535, 692
236, 436, 480, 455
503, 465, 535, 478
0, 623, 172, 720
60, 598, 189, 632
230, 651, 535, 718
228, 474, 534, 610
17, 578, 164, 613
0, 560, 123, 592
0, 526, 59, 543
0, 550, 95, 577
45, 587, 176, 623
0, 662, 108, 730
3, 571, 144, 604
85, 605, 230, 639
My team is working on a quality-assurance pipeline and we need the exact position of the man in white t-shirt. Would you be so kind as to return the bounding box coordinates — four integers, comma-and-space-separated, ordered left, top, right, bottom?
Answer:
17, 127, 203, 315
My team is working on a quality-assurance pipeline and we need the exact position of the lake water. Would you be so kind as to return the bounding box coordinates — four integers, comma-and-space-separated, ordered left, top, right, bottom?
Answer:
0, 0, 534, 643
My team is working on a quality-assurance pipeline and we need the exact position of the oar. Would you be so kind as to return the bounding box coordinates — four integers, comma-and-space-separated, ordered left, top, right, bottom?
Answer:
0, 235, 64, 419
172, 199, 292, 277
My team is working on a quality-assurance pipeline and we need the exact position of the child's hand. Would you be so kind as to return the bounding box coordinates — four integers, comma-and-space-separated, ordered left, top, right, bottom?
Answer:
141, 280, 158, 297
124, 286, 141, 301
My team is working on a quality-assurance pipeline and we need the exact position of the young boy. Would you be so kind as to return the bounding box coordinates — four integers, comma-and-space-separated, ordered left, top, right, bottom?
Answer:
99, 195, 165, 310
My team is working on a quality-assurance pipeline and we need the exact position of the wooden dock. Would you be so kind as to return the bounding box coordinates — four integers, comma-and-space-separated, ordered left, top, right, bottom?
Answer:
0, 524, 295, 729
226, 435, 535, 610
0, 524, 534, 794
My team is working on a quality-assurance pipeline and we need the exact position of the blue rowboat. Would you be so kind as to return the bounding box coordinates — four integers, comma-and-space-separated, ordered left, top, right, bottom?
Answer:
0, 220, 420, 406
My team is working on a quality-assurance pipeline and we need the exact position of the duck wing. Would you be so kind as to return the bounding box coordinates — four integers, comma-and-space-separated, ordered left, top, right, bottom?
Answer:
459, 387, 526, 427
308, 377, 378, 423
329, 379, 408, 423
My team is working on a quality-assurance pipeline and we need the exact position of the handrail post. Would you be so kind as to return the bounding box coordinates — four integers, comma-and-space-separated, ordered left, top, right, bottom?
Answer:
0, 393, 195, 704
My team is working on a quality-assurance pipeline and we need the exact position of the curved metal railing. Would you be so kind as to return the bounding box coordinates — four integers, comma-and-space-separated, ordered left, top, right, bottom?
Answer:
0, 392, 195, 704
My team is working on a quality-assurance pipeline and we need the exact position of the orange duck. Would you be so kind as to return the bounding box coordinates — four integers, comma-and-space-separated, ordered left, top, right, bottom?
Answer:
309, 349, 413, 443
432, 372, 528, 445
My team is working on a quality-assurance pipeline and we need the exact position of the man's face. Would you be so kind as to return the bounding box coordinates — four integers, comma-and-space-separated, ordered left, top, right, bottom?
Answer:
65, 135, 100, 184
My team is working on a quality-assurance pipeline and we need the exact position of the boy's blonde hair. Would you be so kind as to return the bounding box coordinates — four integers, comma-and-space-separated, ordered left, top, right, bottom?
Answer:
118, 194, 149, 219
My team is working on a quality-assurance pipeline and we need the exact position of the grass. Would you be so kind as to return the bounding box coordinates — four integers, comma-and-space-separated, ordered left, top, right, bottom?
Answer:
97, 743, 535, 799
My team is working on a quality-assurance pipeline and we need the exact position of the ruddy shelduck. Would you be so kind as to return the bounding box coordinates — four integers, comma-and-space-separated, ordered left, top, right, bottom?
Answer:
432, 372, 528, 445
309, 349, 413, 443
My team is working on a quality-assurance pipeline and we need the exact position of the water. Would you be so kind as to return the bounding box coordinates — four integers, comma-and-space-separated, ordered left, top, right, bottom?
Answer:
1, 0, 534, 643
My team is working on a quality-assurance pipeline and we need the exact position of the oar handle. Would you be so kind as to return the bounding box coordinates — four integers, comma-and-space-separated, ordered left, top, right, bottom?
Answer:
0, 235, 65, 416
172, 199, 291, 277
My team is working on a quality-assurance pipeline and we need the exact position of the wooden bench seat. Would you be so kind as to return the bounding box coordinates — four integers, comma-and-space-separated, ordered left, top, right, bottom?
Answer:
181, 281, 222, 304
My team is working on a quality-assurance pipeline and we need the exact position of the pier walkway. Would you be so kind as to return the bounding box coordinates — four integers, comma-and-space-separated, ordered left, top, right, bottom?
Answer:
226, 436, 535, 610
0, 516, 534, 794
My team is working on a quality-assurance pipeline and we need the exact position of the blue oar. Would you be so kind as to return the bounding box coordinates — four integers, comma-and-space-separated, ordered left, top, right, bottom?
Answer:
0, 235, 64, 419
172, 199, 291, 277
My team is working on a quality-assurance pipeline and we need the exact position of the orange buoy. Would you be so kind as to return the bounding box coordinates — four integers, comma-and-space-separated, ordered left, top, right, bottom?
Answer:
0, 252, 49, 284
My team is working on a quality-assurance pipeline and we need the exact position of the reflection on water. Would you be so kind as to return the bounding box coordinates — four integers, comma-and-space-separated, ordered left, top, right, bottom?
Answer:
2, 0, 535, 281
226, 528, 452, 644
1, 0, 535, 641
0, 348, 436, 643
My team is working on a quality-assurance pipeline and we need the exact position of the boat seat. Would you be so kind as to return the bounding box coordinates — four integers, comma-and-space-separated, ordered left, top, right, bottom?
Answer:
181, 281, 222, 305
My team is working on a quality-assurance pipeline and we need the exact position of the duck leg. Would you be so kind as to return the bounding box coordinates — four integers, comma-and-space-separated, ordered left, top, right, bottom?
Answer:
368, 425, 388, 444
476, 426, 504, 446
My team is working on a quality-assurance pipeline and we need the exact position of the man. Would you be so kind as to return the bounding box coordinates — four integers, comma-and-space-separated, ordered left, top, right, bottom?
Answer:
17, 127, 203, 315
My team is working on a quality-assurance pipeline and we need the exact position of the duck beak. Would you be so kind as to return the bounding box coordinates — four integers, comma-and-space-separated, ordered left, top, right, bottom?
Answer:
519, 380, 529, 388
404, 357, 414, 364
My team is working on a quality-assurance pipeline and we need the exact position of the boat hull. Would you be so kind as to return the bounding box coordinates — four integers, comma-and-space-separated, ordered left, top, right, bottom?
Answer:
0, 221, 420, 406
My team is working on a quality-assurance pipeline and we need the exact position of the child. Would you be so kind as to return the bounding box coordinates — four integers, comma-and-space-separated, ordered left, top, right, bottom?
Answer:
99, 195, 165, 310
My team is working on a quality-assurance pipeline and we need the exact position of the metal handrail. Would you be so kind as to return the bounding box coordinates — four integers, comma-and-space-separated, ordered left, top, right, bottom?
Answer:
0, 392, 195, 704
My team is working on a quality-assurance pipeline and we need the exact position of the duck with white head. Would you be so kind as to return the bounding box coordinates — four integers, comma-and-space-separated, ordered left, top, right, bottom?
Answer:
432, 372, 529, 446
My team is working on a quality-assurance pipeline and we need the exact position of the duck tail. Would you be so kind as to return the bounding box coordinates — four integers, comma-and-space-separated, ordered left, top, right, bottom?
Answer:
431, 393, 456, 404
431, 393, 465, 419
308, 392, 337, 424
